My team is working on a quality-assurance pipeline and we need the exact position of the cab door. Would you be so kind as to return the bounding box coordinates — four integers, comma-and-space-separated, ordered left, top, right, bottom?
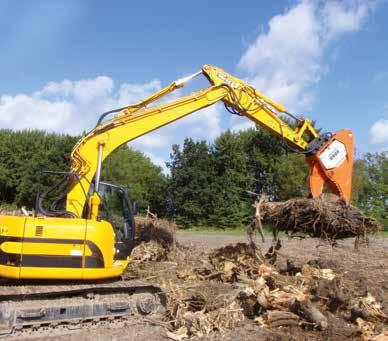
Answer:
97, 183, 136, 260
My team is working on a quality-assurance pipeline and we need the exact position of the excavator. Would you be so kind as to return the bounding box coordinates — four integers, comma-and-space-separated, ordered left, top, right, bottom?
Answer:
0, 65, 354, 333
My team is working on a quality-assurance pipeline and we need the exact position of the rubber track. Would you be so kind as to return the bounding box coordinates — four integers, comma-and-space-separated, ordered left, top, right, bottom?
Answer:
0, 279, 165, 301
0, 279, 167, 336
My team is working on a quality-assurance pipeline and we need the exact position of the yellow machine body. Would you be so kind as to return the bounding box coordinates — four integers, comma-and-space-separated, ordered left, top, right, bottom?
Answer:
0, 215, 128, 280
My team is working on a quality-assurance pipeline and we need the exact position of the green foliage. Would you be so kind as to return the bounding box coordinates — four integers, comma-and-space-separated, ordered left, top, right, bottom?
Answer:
241, 128, 286, 198
166, 139, 217, 227
0, 202, 17, 213
166, 127, 386, 229
272, 153, 309, 200
0, 129, 77, 208
0, 128, 385, 232
0, 129, 166, 214
101, 145, 167, 214
209, 130, 254, 227
241, 128, 309, 200
166, 127, 309, 228
352, 159, 370, 209
352, 152, 387, 225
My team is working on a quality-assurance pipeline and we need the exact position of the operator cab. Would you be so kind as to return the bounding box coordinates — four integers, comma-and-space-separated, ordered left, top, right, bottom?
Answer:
97, 182, 136, 260
35, 172, 137, 261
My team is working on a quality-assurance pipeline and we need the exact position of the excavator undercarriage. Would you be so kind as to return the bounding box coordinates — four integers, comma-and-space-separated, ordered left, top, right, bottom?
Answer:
0, 280, 166, 336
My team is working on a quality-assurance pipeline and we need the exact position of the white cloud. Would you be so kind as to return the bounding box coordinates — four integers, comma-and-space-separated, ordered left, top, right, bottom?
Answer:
238, 0, 376, 112
117, 80, 161, 107
369, 119, 388, 146
38, 76, 114, 103
0, 76, 153, 135
0, 0, 378, 168
0, 94, 74, 131
230, 118, 255, 133
143, 151, 169, 173
0, 74, 223, 168
132, 102, 223, 167
132, 132, 172, 150
178, 104, 223, 140
322, 1, 375, 39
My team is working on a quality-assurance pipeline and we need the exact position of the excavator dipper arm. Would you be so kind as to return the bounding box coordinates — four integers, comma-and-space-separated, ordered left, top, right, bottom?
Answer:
66, 65, 354, 218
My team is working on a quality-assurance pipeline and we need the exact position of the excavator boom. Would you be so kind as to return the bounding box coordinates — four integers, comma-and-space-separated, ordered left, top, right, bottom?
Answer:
66, 64, 354, 219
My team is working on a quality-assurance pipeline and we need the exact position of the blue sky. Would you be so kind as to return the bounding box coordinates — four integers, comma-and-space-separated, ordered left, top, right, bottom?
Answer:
0, 0, 387, 170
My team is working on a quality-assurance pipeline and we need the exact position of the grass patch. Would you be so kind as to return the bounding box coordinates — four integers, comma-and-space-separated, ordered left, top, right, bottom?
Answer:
0, 202, 18, 213
178, 225, 282, 237
377, 230, 388, 238
178, 226, 247, 235
178, 226, 388, 238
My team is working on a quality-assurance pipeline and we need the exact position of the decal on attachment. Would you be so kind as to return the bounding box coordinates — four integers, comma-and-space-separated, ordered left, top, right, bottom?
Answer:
319, 140, 347, 170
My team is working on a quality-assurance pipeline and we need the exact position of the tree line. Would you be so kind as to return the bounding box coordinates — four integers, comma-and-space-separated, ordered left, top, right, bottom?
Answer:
0, 128, 386, 228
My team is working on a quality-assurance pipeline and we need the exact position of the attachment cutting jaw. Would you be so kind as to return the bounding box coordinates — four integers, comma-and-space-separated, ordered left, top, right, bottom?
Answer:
307, 129, 354, 204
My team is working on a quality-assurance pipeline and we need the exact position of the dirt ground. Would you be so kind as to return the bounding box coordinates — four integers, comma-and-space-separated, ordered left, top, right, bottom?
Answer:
175, 232, 388, 341
28, 232, 387, 341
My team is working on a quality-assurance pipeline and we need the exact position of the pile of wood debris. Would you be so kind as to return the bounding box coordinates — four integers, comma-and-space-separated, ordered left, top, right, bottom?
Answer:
135, 215, 177, 248
131, 215, 177, 262
127, 219, 387, 340
257, 194, 382, 242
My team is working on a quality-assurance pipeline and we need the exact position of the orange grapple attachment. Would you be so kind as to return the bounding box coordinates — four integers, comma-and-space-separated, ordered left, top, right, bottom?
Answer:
306, 129, 354, 204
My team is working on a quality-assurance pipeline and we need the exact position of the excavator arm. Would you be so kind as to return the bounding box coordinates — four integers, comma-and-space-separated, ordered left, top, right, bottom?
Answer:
66, 65, 354, 218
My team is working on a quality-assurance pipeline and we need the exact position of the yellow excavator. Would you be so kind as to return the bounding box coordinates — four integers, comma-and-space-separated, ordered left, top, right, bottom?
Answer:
0, 65, 354, 333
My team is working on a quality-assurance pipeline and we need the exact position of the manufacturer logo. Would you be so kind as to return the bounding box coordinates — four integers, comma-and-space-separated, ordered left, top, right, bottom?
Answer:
328, 149, 340, 161
216, 73, 240, 89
